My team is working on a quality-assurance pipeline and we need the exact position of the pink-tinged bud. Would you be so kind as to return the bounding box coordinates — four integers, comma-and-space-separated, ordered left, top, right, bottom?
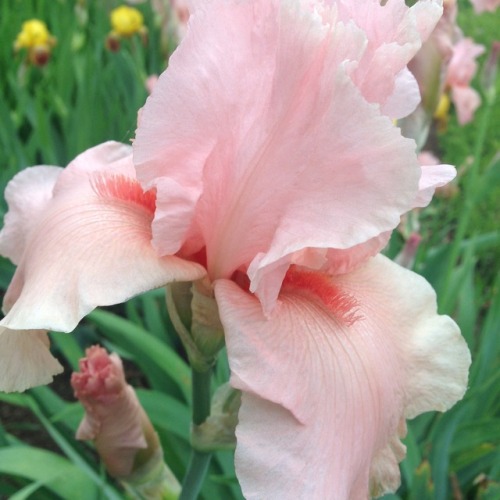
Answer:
72, 346, 181, 498
146, 74, 159, 94
71, 345, 160, 478
395, 233, 422, 269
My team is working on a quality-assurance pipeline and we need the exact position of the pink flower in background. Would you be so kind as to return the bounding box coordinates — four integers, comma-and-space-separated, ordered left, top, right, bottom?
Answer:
471, 0, 500, 13
446, 38, 485, 124
145, 74, 159, 94
169, 0, 190, 41
401, 0, 485, 141
0, 1, 470, 497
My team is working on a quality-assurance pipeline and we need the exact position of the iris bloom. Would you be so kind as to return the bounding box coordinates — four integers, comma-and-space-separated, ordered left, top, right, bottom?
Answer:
470, 0, 500, 13
445, 38, 485, 124
14, 19, 56, 66
111, 5, 145, 37
107, 5, 147, 51
0, 1, 470, 498
404, 0, 484, 132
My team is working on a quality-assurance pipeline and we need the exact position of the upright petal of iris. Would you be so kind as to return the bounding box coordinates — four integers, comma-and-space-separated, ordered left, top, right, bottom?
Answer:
134, 0, 438, 313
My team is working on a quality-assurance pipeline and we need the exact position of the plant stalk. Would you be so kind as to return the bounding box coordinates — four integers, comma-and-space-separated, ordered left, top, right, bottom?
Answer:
439, 88, 496, 313
179, 367, 213, 500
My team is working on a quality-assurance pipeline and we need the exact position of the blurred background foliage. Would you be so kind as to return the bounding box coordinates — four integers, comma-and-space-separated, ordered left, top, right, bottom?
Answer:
0, 0, 499, 499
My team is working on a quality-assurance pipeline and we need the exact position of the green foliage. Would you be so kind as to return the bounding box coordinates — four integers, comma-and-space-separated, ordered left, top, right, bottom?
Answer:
0, 0, 499, 499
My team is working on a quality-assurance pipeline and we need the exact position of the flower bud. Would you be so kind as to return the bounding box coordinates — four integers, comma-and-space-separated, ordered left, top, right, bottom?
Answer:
72, 346, 180, 498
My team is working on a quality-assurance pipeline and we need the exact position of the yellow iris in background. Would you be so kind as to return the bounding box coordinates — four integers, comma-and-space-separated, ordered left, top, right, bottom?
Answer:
107, 5, 147, 51
14, 19, 56, 66
110, 6, 145, 37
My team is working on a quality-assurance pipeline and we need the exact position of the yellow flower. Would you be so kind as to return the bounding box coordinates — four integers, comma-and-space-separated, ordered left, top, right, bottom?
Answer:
110, 6, 144, 37
15, 19, 54, 50
14, 19, 56, 66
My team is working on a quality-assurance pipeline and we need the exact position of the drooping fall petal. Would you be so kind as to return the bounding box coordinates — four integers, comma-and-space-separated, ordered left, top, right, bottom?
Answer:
0, 165, 62, 265
0, 328, 63, 392
135, 0, 426, 301
215, 255, 470, 499
0, 142, 205, 333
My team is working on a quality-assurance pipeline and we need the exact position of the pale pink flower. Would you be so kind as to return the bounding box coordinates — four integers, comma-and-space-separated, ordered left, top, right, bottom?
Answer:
470, 0, 500, 13
401, 0, 485, 138
0, 1, 470, 498
446, 38, 485, 124
169, 0, 190, 41
400, 0, 459, 145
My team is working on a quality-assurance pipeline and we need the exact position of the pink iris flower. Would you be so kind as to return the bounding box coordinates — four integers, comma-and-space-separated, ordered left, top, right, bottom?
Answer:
0, 1, 470, 498
470, 0, 500, 13
446, 37, 485, 124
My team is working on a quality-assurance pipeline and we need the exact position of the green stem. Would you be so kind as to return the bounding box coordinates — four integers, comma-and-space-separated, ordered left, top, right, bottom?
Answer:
439, 90, 495, 313
192, 368, 212, 426
179, 451, 212, 500
180, 368, 213, 500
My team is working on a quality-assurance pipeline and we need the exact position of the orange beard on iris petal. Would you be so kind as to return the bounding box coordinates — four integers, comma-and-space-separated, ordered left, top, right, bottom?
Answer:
282, 266, 362, 327
91, 174, 157, 214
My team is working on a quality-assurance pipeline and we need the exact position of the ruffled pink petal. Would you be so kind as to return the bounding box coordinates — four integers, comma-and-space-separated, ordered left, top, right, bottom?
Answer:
381, 68, 421, 119
0, 166, 62, 265
336, 0, 442, 112
249, 232, 391, 315
53, 141, 136, 192
135, 0, 421, 286
0, 328, 63, 392
215, 255, 469, 499
1, 143, 205, 332
414, 163, 456, 207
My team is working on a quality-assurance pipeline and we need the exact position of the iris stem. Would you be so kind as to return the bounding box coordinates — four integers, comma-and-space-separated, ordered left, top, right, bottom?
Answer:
192, 368, 212, 426
179, 450, 212, 500
439, 84, 496, 313
179, 367, 213, 500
